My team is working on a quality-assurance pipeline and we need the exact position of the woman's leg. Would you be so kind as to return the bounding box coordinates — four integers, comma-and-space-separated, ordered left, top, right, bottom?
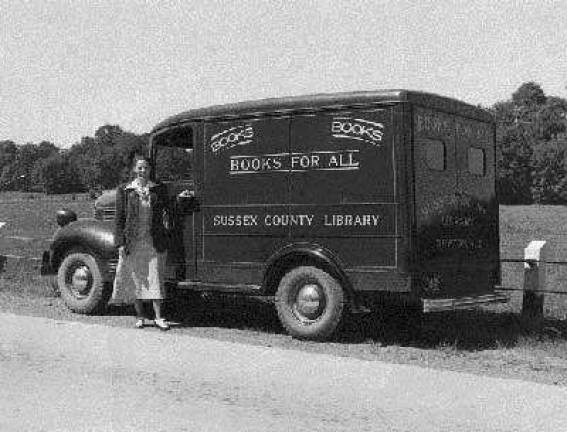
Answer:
153, 300, 170, 330
152, 299, 163, 320
134, 299, 145, 318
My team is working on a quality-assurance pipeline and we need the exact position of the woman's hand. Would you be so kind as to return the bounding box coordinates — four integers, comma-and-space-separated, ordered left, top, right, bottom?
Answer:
176, 189, 197, 213
177, 189, 194, 198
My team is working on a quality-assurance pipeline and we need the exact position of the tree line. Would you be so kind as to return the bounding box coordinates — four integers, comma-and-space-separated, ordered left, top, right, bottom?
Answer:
0, 125, 147, 195
1, 82, 566, 203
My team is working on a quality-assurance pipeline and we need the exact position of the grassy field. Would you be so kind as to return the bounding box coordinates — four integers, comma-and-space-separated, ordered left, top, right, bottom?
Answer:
0, 192, 93, 257
499, 205, 567, 319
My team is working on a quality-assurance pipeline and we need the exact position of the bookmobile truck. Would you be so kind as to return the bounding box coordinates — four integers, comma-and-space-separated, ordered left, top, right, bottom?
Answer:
42, 90, 507, 340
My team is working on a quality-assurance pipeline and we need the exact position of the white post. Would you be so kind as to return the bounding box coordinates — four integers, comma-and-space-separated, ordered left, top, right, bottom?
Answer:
521, 240, 547, 326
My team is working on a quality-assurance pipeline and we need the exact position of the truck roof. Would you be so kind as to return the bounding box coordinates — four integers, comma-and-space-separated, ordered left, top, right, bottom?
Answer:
152, 89, 493, 133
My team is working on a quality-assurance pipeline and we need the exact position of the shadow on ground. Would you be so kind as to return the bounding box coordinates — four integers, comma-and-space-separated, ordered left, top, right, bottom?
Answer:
341, 307, 567, 351
166, 294, 283, 334
106, 292, 567, 351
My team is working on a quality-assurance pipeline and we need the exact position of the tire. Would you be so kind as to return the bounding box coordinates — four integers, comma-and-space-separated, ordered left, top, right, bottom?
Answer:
276, 266, 344, 341
57, 250, 111, 314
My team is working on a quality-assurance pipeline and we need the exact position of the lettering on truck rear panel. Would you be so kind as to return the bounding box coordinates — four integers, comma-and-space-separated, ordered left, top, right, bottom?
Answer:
413, 107, 496, 258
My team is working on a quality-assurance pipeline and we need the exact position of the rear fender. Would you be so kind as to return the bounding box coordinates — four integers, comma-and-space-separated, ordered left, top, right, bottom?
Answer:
264, 242, 357, 306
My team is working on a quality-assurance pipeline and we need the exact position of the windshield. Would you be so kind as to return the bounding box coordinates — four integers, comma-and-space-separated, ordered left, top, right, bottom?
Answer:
152, 126, 194, 183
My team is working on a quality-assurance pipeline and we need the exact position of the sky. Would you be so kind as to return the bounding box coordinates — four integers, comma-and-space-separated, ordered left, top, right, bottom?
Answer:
1, 0, 566, 148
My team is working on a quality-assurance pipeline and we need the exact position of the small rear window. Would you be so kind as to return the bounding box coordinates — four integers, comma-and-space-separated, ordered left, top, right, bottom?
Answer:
468, 147, 485, 176
425, 140, 446, 171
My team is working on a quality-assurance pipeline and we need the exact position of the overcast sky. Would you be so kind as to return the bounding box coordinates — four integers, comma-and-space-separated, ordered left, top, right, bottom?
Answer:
1, 0, 566, 147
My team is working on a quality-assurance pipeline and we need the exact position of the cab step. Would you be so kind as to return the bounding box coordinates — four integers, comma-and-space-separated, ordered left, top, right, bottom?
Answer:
422, 293, 509, 313
177, 280, 262, 294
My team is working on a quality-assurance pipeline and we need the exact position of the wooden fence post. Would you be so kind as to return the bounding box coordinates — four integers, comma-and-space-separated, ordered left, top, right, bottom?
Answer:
521, 240, 547, 328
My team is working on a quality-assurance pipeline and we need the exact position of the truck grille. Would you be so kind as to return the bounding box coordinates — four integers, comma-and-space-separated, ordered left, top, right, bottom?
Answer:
94, 208, 116, 222
107, 258, 118, 275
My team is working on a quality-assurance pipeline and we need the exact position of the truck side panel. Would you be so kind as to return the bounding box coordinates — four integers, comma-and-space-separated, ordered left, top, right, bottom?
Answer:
289, 109, 398, 268
199, 107, 401, 287
200, 116, 291, 284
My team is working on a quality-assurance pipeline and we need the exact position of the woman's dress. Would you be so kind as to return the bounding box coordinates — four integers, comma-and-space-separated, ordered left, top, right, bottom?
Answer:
111, 191, 166, 303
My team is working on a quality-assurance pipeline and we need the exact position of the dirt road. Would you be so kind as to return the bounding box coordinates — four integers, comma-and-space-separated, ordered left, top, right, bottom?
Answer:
1, 312, 567, 432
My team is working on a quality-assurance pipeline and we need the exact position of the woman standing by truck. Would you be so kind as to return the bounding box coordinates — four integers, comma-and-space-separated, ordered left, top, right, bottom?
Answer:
112, 154, 171, 330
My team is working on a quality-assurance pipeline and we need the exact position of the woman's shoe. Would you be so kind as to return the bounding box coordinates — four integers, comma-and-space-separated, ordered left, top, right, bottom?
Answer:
135, 318, 145, 329
154, 318, 170, 331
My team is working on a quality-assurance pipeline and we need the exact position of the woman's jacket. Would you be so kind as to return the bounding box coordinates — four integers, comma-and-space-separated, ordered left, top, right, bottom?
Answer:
114, 180, 170, 255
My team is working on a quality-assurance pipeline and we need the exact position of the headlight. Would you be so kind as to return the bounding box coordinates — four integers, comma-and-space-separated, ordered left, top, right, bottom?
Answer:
56, 209, 77, 227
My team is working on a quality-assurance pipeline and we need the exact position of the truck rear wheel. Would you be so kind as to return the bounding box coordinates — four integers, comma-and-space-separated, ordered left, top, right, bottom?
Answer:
57, 250, 111, 314
276, 266, 344, 341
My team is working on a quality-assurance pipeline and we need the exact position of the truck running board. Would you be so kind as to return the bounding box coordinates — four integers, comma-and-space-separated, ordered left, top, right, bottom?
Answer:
422, 293, 509, 313
177, 281, 262, 294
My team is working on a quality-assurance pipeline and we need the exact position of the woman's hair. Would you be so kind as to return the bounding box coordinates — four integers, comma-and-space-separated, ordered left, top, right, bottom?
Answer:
130, 153, 151, 168
127, 152, 154, 181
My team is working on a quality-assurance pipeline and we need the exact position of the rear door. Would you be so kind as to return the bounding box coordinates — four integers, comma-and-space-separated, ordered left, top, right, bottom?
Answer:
454, 118, 500, 290
413, 107, 498, 298
413, 108, 458, 237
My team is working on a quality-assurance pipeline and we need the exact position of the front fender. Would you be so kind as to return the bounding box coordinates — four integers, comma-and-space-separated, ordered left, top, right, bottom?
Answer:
50, 218, 117, 273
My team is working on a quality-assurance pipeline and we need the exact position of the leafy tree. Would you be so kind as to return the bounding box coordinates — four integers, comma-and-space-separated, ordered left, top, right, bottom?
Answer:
10, 144, 42, 191
37, 141, 59, 159
0, 141, 18, 190
0, 126, 149, 193
31, 153, 82, 194
531, 139, 567, 204
497, 126, 534, 204
94, 124, 124, 143
493, 82, 567, 204
0, 140, 17, 170
512, 82, 547, 107
66, 126, 148, 191
536, 97, 567, 140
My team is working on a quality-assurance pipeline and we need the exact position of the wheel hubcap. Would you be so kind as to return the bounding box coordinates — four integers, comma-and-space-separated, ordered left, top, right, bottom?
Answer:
70, 265, 92, 298
294, 283, 324, 321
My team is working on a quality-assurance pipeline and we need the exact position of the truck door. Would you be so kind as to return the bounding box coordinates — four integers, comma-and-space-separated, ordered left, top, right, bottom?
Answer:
152, 125, 196, 280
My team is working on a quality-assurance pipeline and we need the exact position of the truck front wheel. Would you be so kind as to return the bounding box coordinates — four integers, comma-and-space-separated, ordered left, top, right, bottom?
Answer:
57, 250, 111, 314
276, 266, 344, 341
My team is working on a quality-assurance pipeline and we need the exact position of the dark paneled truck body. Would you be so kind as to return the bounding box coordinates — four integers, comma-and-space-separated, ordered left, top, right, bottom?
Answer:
43, 90, 506, 340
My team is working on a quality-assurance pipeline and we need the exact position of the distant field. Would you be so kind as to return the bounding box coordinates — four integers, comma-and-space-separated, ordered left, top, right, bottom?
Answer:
0, 194, 566, 315
499, 205, 567, 319
0, 192, 93, 257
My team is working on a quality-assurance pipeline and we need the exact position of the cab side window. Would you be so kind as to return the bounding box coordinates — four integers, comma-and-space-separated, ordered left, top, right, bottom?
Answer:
153, 126, 194, 183
155, 146, 194, 182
